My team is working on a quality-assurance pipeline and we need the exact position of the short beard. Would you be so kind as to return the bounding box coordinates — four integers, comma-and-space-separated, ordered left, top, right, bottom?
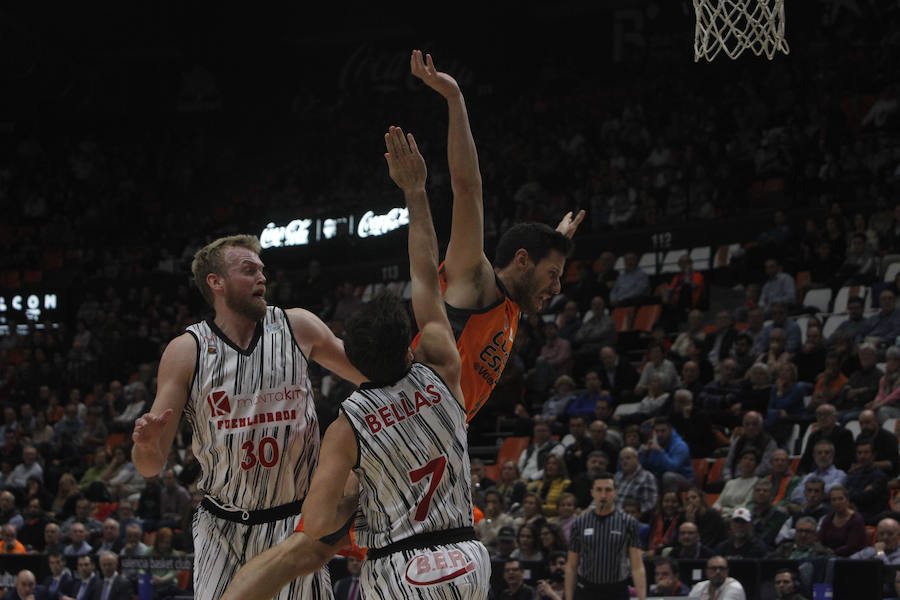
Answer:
226, 292, 267, 322
510, 266, 538, 312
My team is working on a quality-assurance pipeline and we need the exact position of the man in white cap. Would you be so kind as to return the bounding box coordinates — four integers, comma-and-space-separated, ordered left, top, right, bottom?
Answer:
713, 508, 770, 559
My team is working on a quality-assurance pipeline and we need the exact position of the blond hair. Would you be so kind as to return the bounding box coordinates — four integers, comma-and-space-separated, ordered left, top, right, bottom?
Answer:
191, 235, 261, 306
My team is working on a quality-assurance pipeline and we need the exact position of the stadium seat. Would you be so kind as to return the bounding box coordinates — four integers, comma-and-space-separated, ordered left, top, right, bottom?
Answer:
706, 457, 726, 485
833, 285, 865, 314
692, 458, 709, 488
660, 250, 687, 274
802, 288, 832, 313
845, 420, 861, 438
633, 305, 662, 333
611, 307, 634, 333
690, 247, 712, 271
483, 464, 500, 482
885, 261, 900, 282
496, 436, 531, 467
790, 457, 801, 473
705, 493, 720, 507
563, 260, 582, 284
639, 252, 659, 275
105, 433, 127, 454
799, 424, 817, 456
785, 424, 801, 456
884, 419, 900, 437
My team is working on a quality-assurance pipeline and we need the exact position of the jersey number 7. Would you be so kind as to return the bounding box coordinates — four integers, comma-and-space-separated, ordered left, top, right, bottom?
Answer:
408, 455, 447, 521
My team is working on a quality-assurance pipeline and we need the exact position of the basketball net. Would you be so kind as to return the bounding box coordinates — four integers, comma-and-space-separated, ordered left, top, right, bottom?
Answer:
693, 0, 790, 61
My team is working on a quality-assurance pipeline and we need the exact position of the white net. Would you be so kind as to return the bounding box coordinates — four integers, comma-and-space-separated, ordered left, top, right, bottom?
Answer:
693, 0, 790, 62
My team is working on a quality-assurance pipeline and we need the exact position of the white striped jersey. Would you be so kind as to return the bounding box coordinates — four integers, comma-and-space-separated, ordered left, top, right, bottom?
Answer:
342, 362, 473, 550
183, 307, 319, 511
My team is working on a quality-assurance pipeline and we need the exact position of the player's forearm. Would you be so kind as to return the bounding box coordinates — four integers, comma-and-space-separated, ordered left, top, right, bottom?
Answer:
632, 561, 647, 600
131, 443, 165, 478
221, 533, 332, 600
405, 188, 440, 286
446, 94, 482, 195
564, 563, 577, 600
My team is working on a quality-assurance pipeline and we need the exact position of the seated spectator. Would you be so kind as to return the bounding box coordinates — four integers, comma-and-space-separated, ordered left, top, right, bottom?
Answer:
757, 328, 793, 376
18, 498, 50, 551
766, 363, 813, 438
44, 522, 64, 555
794, 325, 827, 385
513, 492, 547, 533
586, 420, 619, 470
647, 490, 683, 555
743, 306, 767, 351
767, 516, 834, 559
7, 445, 43, 491
730, 333, 757, 380
527, 323, 573, 394
660, 255, 707, 327
555, 301, 582, 342
548, 492, 577, 544
75, 404, 108, 453
475, 490, 515, 552
614, 447, 658, 520
112, 501, 142, 541
856, 409, 900, 476
689, 556, 746, 599
51, 473, 82, 521
679, 360, 705, 398
101, 446, 145, 501
754, 302, 802, 356
511, 523, 544, 562
63, 522, 93, 556
565, 371, 607, 421
145, 527, 183, 596
856, 289, 900, 346
714, 508, 770, 559
845, 439, 889, 524
534, 551, 567, 600
818, 485, 867, 557
7, 569, 54, 600
791, 441, 847, 504
704, 311, 738, 367
561, 416, 591, 475
747, 480, 789, 549
0, 490, 23, 531
721, 411, 777, 484
634, 343, 680, 396
650, 556, 691, 596
498, 559, 534, 599
596, 346, 639, 405
43, 552, 76, 598
798, 404, 856, 474
471, 458, 496, 499
669, 389, 718, 459
517, 421, 565, 482
698, 359, 742, 423
53, 402, 84, 445
0, 523, 26, 554
780, 477, 830, 543
765, 449, 800, 509
609, 251, 649, 306
713, 451, 760, 518
119, 523, 149, 557
735, 363, 773, 416
572, 297, 615, 367
871, 345, 900, 423
838, 233, 878, 285
61, 497, 103, 540
663, 520, 715, 560
538, 522, 567, 556
614, 373, 669, 426
759, 259, 796, 310
80, 448, 110, 491
682, 487, 729, 549
70, 554, 97, 600
835, 344, 881, 424
93, 518, 123, 555
670, 310, 707, 361
827, 295, 867, 344
566, 451, 610, 510
811, 353, 849, 412
526, 456, 571, 517
639, 417, 694, 492
112, 383, 149, 432
849, 517, 900, 563
496, 461, 528, 511
565, 263, 603, 313
539, 375, 577, 423
491, 528, 518, 563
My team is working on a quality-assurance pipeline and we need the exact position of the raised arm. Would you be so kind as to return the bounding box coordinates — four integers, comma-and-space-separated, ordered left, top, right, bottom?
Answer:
131, 333, 195, 477
411, 50, 490, 294
384, 125, 462, 403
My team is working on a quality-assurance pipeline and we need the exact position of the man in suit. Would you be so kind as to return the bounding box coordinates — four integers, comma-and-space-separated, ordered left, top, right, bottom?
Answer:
43, 552, 78, 598
85, 552, 132, 600
64, 554, 97, 600
4, 569, 55, 600
332, 557, 362, 600
597, 346, 639, 405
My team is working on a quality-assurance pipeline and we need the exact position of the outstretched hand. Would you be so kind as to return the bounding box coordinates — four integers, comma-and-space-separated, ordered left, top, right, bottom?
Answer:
384, 126, 427, 192
556, 210, 586, 238
132, 408, 173, 447
410, 50, 461, 100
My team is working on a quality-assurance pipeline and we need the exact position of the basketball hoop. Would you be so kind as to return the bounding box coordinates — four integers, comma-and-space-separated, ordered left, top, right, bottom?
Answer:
693, 0, 790, 62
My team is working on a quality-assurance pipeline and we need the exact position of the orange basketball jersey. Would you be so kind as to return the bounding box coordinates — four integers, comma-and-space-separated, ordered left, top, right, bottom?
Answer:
413, 266, 520, 422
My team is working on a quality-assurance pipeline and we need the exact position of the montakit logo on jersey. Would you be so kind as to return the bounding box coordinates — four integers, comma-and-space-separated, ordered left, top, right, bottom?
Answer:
206, 390, 231, 416
405, 550, 475, 586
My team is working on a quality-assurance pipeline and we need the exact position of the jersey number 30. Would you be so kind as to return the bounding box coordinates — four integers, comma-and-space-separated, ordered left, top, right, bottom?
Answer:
241, 436, 279, 470
408, 455, 447, 521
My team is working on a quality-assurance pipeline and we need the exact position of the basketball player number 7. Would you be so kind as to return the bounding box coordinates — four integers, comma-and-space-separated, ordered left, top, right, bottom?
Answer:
408, 455, 447, 521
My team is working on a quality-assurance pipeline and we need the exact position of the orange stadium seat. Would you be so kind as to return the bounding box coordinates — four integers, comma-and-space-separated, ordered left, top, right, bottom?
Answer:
496, 437, 530, 468
483, 464, 500, 482
633, 305, 661, 333
105, 433, 127, 454
706, 457, 726, 485
611, 307, 634, 333
692, 458, 710, 489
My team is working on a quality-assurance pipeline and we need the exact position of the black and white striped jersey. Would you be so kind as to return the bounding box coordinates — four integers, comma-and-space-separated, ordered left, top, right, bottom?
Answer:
184, 307, 319, 511
342, 362, 473, 550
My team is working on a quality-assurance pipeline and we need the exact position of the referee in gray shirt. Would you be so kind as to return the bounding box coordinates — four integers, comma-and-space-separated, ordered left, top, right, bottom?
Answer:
565, 472, 646, 600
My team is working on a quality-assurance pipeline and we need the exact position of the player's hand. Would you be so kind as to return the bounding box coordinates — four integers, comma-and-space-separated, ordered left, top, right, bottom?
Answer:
410, 50, 461, 99
132, 409, 174, 447
385, 126, 427, 193
556, 210, 586, 238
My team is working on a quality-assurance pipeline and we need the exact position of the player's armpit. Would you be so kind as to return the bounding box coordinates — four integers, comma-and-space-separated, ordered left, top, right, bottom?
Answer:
416, 323, 463, 408
285, 308, 365, 386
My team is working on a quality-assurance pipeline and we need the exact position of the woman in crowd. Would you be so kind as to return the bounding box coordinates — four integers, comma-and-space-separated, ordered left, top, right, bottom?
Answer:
818, 485, 867, 557
102, 445, 145, 501
682, 486, 728, 548
51, 473, 80, 520
527, 455, 571, 517
713, 450, 760, 517
513, 492, 547, 532
647, 490, 683, 555
510, 523, 544, 562
79, 447, 109, 490
30, 411, 54, 446
474, 489, 515, 553
548, 492, 578, 544
496, 460, 528, 511
145, 526, 185, 599
538, 523, 568, 555
736, 363, 773, 416
869, 346, 900, 423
